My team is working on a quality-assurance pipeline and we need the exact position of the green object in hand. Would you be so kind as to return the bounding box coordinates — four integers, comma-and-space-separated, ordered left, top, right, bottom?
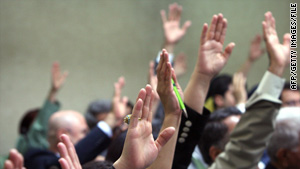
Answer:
171, 79, 188, 118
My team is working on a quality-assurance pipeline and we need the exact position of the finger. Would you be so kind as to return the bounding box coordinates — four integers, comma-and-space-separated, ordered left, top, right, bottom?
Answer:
166, 62, 172, 86
270, 12, 276, 32
207, 15, 218, 40
57, 142, 73, 169
169, 3, 175, 20
114, 82, 120, 97
223, 42, 235, 59
160, 10, 167, 23
147, 90, 155, 122
135, 88, 146, 103
118, 76, 125, 89
219, 18, 227, 45
130, 98, 143, 128
4, 159, 14, 169
9, 149, 21, 169
214, 13, 224, 42
283, 33, 291, 48
181, 21, 191, 33
61, 134, 81, 169
156, 52, 164, 80
174, 4, 181, 21
16, 150, 24, 169
142, 85, 152, 120
155, 127, 176, 152
161, 51, 168, 81
262, 21, 268, 40
59, 158, 71, 169
200, 23, 208, 45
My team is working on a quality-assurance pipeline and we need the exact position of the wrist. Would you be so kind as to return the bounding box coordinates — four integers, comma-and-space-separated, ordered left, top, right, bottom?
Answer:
268, 64, 285, 77
163, 41, 175, 53
113, 158, 130, 169
163, 113, 181, 128
103, 113, 117, 129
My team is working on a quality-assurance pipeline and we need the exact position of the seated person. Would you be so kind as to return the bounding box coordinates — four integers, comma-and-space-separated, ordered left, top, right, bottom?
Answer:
0, 62, 67, 169
266, 119, 300, 169
24, 77, 129, 169
85, 99, 112, 129
198, 107, 242, 167
280, 82, 300, 107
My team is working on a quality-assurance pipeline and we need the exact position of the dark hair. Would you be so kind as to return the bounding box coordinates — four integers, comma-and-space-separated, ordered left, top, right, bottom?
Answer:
199, 107, 242, 165
280, 82, 300, 99
105, 130, 127, 163
19, 108, 40, 135
207, 74, 232, 99
85, 99, 111, 129
82, 160, 113, 169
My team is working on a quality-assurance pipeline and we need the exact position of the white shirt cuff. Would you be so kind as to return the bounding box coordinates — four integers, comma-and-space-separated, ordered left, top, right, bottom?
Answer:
97, 121, 113, 138
256, 71, 285, 98
236, 103, 246, 113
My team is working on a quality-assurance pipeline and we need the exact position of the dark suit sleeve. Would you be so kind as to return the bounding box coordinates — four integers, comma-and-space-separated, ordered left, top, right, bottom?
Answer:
172, 105, 210, 169
75, 126, 111, 164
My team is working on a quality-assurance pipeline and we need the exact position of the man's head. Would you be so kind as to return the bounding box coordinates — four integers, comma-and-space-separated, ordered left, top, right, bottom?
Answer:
280, 82, 300, 107
48, 110, 89, 151
199, 107, 242, 165
85, 99, 112, 129
267, 119, 300, 169
207, 74, 236, 110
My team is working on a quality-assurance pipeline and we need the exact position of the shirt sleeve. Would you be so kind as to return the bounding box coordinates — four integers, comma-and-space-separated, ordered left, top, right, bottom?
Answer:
97, 121, 113, 138
208, 71, 285, 169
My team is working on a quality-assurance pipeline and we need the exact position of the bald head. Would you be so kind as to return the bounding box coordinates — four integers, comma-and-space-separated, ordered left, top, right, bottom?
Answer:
48, 110, 88, 151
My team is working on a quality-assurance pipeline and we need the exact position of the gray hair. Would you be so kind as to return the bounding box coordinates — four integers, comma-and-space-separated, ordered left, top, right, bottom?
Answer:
267, 118, 300, 162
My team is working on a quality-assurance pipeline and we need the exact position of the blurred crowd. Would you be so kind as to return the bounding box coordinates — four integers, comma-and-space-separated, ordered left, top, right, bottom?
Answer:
1, 3, 299, 169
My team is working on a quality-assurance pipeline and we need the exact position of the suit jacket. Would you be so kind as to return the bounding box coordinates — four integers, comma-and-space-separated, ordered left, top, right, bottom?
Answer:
25, 126, 111, 169
172, 105, 210, 169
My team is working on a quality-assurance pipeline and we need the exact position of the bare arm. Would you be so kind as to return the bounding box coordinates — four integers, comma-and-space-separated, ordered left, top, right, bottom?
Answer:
184, 14, 235, 114
238, 34, 265, 77
148, 49, 184, 169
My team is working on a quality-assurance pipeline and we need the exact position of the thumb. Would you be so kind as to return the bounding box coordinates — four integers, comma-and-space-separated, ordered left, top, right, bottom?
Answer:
155, 127, 176, 152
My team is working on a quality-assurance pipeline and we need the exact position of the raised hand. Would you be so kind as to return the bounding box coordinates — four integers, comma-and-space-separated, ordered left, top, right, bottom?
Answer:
263, 12, 290, 77
184, 14, 234, 114
156, 49, 183, 116
57, 134, 82, 169
51, 62, 68, 92
147, 49, 184, 169
161, 3, 191, 52
112, 77, 128, 123
249, 34, 265, 62
197, 14, 235, 78
48, 62, 68, 102
114, 85, 175, 169
4, 149, 25, 169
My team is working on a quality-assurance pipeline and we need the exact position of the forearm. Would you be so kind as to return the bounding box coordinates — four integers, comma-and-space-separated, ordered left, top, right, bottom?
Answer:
148, 113, 181, 169
237, 58, 253, 77
209, 71, 285, 169
184, 72, 211, 114
162, 42, 175, 54
47, 87, 58, 103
